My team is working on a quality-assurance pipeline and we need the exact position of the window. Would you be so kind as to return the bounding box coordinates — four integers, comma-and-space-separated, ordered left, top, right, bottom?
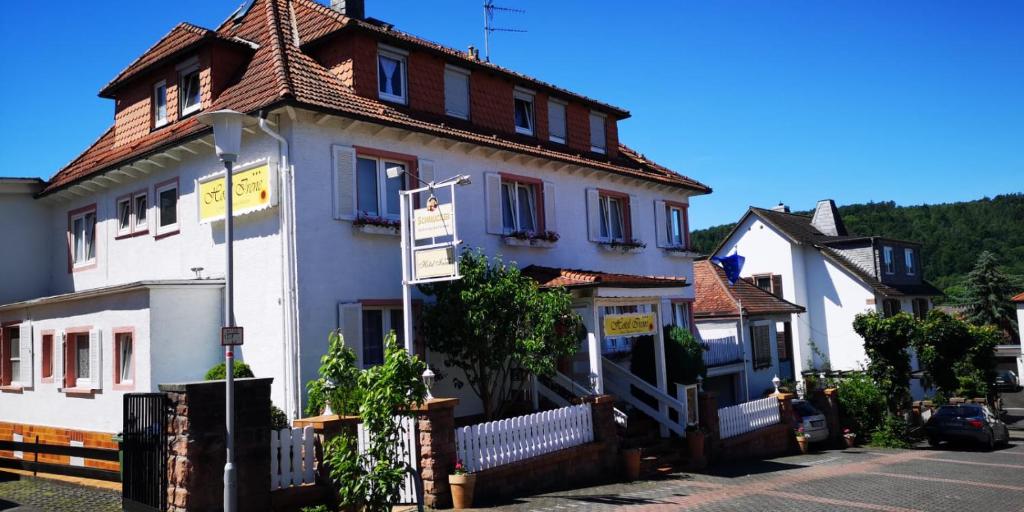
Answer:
74, 334, 90, 386
155, 180, 178, 236
41, 334, 53, 382
589, 112, 606, 153
513, 90, 535, 135
911, 298, 929, 320
4, 327, 21, 385
117, 191, 149, 238
444, 65, 470, 119
672, 302, 692, 331
501, 178, 541, 233
134, 192, 148, 232
882, 299, 901, 317
754, 276, 773, 293
548, 100, 567, 144
362, 308, 404, 367
377, 48, 407, 104
117, 197, 132, 236
179, 65, 201, 117
69, 207, 97, 267
153, 81, 167, 128
114, 331, 134, 386
883, 246, 895, 274
598, 193, 628, 242
750, 324, 772, 369
904, 248, 916, 275
667, 203, 687, 247
356, 156, 408, 219
777, 322, 793, 362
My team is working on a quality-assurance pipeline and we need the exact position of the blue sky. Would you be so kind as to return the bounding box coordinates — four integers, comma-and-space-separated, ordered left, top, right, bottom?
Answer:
1, 1, 1021, 228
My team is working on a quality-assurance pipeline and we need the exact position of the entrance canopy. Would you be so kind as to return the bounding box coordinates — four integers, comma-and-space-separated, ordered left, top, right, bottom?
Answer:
521, 265, 689, 298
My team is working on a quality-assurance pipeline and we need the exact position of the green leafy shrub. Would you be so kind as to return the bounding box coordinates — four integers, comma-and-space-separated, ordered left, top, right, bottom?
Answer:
305, 330, 364, 417
204, 361, 255, 380
299, 506, 329, 512
270, 405, 290, 431
835, 372, 884, 439
631, 325, 706, 386
868, 414, 912, 448
852, 312, 916, 415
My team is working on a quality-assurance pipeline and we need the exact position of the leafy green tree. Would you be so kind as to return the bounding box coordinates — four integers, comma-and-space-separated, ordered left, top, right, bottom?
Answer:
955, 324, 1000, 399
964, 251, 1018, 340
631, 325, 706, 386
914, 310, 972, 395
418, 250, 582, 420
852, 312, 916, 415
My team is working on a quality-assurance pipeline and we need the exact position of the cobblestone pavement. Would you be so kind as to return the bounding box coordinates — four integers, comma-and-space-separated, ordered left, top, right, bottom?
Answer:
473, 415, 1024, 512
0, 472, 120, 512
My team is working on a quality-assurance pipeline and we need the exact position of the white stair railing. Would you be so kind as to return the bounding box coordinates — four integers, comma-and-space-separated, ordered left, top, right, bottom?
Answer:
602, 357, 687, 437
535, 372, 628, 428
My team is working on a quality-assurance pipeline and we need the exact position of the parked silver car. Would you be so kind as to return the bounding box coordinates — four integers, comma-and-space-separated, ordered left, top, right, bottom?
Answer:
792, 399, 829, 442
924, 404, 1011, 449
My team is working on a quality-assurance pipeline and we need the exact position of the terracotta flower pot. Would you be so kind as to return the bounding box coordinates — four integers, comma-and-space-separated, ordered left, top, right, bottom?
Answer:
797, 436, 809, 454
449, 473, 476, 510
687, 430, 705, 460
844, 436, 856, 448
622, 448, 641, 481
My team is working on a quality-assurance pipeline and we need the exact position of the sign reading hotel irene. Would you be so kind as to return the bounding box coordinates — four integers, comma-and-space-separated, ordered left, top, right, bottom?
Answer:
413, 246, 456, 280
603, 312, 658, 338
197, 161, 276, 223
413, 203, 455, 240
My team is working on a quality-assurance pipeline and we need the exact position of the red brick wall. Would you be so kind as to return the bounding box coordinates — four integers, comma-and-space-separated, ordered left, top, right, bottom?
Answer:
0, 422, 119, 471
566, 102, 591, 153
210, 45, 250, 98
408, 52, 445, 115
470, 71, 514, 134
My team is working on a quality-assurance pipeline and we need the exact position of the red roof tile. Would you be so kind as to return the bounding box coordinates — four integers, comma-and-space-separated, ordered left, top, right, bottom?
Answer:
42, 0, 711, 197
1012, 292, 1024, 303
522, 265, 688, 290
693, 260, 805, 318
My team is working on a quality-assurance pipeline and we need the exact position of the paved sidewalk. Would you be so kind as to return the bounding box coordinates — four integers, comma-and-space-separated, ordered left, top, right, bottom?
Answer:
0, 471, 120, 512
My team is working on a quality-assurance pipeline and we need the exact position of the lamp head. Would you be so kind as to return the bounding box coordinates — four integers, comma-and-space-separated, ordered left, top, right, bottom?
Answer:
197, 109, 247, 163
386, 165, 405, 180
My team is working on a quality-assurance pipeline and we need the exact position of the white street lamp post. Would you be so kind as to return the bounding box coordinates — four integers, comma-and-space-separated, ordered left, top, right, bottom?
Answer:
198, 109, 246, 512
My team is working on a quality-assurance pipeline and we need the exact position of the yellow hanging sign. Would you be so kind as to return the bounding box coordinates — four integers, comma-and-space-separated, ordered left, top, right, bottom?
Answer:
603, 312, 657, 338
198, 163, 275, 223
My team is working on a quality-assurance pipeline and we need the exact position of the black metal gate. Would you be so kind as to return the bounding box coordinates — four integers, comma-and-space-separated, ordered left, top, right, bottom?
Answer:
123, 393, 168, 512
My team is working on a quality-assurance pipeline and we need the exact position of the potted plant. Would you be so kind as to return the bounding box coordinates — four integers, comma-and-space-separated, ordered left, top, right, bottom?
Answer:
686, 424, 706, 461
794, 427, 809, 454
449, 459, 476, 510
843, 428, 857, 448
621, 448, 641, 481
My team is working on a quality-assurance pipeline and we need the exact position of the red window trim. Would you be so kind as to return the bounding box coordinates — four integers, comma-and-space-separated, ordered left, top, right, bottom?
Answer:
597, 189, 632, 241
0, 322, 20, 387
66, 204, 98, 274
112, 327, 136, 391
499, 172, 546, 232
353, 146, 421, 210
664, 201, 690, 249
40, 329, 55, 383
153, 177, 180, 240
63, 326, 92, 390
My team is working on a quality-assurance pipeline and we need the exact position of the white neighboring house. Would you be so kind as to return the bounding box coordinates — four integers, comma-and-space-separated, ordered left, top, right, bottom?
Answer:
692, 260, 806, 407
1013, 292, 1024, 378
712, 200, 941, 386
0, 0, 711, 452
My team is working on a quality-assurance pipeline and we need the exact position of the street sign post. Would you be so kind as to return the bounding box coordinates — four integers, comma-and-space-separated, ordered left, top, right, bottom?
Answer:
221, 326, 244, 346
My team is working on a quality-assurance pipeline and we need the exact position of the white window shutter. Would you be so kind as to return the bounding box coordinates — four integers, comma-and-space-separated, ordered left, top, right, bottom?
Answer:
586, 188, 601, 242
589, 113, 606, 150
548, 102, 566, 141
332, 145, 357, 220
628, 194, 640, 241
54, 331, 64, 387
418, 159, 435, 206
338, 302, 364, 369
444, 67, 470, 119
484, 172, 504, 235
542, 181, 557, 233
654, 200, 668, 248
18, 322, 33, 386
89, 328, 102, 389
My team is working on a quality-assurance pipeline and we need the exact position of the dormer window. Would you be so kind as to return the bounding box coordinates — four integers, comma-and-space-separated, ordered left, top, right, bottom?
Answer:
589, 111, 607, 154
904, 248, 916, 275
883, 246, 895, 274
548, 99, 567, 144
377, 47, 407, 104
153, 81, 167, 128
513, 89, 535, 136
179, 64, 201, 117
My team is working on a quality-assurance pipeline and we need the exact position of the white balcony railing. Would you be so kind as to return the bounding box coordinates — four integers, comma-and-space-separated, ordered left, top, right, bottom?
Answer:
702, 336, 743, 367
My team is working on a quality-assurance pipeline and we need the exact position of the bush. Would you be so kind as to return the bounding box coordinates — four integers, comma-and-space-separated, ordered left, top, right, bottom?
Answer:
868, 415, 912, 448
631, 325, 706, 386
270, 405, 290, 431
835, 372, 885, 439
204, 361, 255, 380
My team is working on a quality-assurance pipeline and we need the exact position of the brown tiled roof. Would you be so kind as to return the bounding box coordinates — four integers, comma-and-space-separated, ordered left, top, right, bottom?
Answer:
1013, 292, 1024, 303
522, 265, 688, 290
41, 0, 710, 197
693, 260, 805, 318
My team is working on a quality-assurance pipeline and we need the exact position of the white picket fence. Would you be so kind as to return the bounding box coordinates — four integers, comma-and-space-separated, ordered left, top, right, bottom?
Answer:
718, 396, 781, 439
456, 403, 594, 473
357, 416, 419, 504
270, 426, 316, 490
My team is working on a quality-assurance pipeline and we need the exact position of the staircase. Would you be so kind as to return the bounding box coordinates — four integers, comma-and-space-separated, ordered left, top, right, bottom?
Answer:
620, 411, 686, 477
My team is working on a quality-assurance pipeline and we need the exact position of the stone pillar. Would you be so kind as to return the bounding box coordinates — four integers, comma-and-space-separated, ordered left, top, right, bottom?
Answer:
161, 378, 273, 512
776, 392, 795, 428
697, 392, 719, 463
414, 398, 458, 509
584, 394, 620, 471
822, 388, 841, 443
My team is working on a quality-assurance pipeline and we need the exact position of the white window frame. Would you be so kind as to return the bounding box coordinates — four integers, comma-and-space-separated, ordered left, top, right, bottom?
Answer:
377, 47, 408, 105
361, 306, 404, 368
672, 302, 692, 330
513, 89, 535, 136
667, 204, 685, 247
155, 181, 179, 236
598, 194, 626, 242
7, 329, 20, 385
904, 248, 915, 275
548, 99, 567, 144
74, 334, 90, 387
153, 80, 168, 128
883, 246, 895, 274
589, 111, 607, 154
116, 196, 133, 237
116, 332, 134, 385
355, 156, 407, 220
70, 209, 97, 267
133, 191, 149, 233
443, 64, 470, 120
500, 180, 539, 233
178, 63, 202, 117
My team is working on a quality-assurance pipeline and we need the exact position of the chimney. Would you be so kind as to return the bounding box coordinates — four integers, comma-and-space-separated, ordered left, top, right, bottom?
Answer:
771, 202, 790, 213
331, 0, 364, 19
467, 45, 480, 61
810, 199, 848, 237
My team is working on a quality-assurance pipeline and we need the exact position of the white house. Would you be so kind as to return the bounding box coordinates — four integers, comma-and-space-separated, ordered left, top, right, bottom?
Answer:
711, 201, 941, 385
0, 0, 711, 454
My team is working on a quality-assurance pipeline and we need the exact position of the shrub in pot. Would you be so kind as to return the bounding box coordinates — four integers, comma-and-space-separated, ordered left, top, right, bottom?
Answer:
449, 459, 476, 509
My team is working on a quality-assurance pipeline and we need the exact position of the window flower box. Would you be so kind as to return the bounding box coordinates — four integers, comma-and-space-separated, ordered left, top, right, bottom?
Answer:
502, 230, 559, 249
663, 246, 701, 258
598, 240, 646, 254
353, 215, 400, 237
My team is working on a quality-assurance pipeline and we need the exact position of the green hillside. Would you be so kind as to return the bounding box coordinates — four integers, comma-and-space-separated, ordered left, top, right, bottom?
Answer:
690, 194, 1024, 298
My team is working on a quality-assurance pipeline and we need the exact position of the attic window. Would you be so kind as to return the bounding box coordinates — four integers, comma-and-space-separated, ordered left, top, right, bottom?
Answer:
179, 65, 201, 117
513, 90, 535, 136
377, 48, 407, 104
153, 81, 168, 128
589, 112, 606, 154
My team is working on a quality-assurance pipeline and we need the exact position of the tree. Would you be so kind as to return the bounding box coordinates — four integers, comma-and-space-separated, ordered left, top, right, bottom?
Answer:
418, 250, 582, 420
955, 324, 1000, 400
631, 325, 706, 387
964, 251, 1018, 341
852, 312, 916, 415
914, 310, 972, 396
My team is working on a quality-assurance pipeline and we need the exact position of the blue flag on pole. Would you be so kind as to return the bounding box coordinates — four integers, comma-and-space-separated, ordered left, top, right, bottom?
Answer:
711, 253, 745, 286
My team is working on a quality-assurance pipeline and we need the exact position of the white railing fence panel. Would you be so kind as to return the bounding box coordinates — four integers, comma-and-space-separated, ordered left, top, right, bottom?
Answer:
456, 403, 594, 473
718, 396, 781, 439
270, 426, 316, 491
356, 416, 419, 504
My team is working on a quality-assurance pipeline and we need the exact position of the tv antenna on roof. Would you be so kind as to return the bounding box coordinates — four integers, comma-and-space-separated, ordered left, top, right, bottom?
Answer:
483, 0, 526, 62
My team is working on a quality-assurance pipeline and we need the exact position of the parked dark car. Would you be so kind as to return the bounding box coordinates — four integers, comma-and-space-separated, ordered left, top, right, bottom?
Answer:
924, 404, 1010, 449
993, 370, 1020, 392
